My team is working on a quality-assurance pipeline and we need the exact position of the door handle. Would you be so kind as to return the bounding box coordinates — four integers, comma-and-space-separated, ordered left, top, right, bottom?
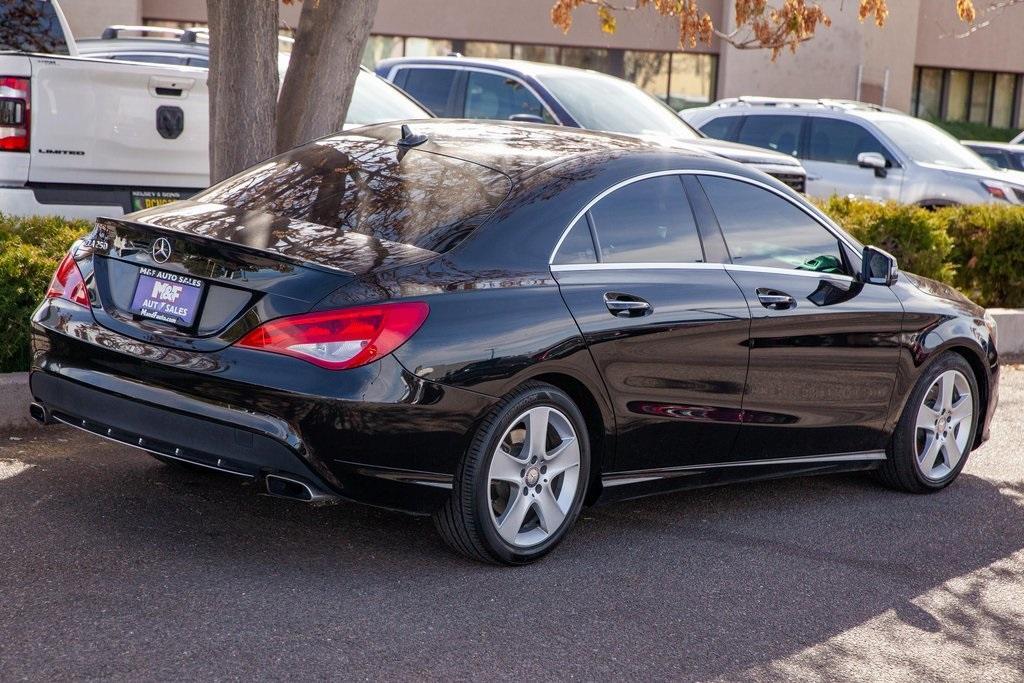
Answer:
755, 288, 796, 310
604, 292, 652, 317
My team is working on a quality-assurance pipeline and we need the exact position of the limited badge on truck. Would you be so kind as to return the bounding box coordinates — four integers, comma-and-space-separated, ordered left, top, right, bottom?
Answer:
129, 267, 204, 326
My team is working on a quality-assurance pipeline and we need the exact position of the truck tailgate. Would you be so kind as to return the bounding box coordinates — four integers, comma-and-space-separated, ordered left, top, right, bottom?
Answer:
28, 54, 209, 189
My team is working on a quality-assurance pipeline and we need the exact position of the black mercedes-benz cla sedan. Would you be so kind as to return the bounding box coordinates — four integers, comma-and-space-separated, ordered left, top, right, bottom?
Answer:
30, 121, 998, 564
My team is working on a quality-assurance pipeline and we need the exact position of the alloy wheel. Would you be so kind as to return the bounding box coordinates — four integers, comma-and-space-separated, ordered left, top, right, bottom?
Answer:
487, 406, 582, 548
914, 369, 973, 481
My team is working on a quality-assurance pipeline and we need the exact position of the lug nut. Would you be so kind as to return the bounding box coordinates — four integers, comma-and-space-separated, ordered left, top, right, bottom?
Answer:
540, 465, 547, 474
535, 485, 542, 493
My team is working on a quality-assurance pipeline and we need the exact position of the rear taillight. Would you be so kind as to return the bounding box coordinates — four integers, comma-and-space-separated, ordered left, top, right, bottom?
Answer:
46, 252, 90, 308
0, 77, 30, 152
236, 302, 429, 370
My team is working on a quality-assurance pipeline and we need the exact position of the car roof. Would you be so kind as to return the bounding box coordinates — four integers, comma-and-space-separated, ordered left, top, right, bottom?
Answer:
340, 119, 713, 181
690, 98, 908, 123
377, 56, 613, 80
962, 140, 1024, 151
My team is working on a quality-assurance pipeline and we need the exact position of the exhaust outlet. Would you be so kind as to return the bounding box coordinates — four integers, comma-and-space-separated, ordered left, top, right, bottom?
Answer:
29, 402, 51, 425
265, 473, 314, 502
263, 473, 338, 504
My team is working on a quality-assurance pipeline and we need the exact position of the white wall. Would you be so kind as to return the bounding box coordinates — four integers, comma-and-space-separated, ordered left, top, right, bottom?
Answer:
717, 0, 921, 112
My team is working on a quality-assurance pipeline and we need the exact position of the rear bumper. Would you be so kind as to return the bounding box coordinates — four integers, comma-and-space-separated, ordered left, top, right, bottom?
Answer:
31, 370, 331, 490
31, 300, 496, 514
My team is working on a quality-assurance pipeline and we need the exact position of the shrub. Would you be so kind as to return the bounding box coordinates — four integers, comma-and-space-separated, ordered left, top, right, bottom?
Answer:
0, 214, 91, 373
943, 204, 1024, 308
815, 196, 954, 283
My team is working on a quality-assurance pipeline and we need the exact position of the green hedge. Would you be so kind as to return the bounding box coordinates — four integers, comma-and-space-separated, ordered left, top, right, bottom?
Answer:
816, 196, 953, 283
0, 213, 91, 373
819, 198, 1024, 308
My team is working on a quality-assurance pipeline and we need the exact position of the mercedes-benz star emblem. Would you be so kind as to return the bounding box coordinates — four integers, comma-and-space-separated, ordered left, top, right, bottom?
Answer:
152, 237, 172, 263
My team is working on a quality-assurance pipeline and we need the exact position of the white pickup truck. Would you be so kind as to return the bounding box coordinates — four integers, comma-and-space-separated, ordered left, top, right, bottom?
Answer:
0, 0, 209, 218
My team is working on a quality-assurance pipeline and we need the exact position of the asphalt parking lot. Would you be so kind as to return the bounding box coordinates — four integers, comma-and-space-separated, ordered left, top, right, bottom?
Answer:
2, 369, 1023, 681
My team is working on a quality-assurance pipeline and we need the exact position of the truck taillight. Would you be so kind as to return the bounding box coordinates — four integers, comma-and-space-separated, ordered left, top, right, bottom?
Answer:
0, 77, 30, 152
46, 252, 90, 308
236, 302, 429, 370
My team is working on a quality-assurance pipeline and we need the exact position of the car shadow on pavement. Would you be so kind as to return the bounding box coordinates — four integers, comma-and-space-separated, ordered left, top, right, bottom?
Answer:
2, 434, 1023, 680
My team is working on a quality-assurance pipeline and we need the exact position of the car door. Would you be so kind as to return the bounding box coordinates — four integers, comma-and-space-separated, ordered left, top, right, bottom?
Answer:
802, 116, 904, 201
551, 173, 751, 472
695, 173, 903, 461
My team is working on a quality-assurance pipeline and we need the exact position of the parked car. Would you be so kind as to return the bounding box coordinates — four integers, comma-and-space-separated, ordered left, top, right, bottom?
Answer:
31, 120, 998, 564
0, 10, 431, 220
681, 97, 1024, 206
375, 56, 808, 193
962, 140, 1024, 172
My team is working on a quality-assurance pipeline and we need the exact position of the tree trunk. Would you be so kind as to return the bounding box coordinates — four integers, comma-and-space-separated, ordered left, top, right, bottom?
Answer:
206, 0, 279, 183
276, 0, 379, 153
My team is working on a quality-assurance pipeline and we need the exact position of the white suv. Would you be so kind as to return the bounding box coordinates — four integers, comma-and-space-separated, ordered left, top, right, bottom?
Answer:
682, 97, 1024, 206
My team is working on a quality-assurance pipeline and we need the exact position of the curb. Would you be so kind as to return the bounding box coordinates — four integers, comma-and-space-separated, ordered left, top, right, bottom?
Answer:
0, 372, 34, 432
988, 309, 1024, 357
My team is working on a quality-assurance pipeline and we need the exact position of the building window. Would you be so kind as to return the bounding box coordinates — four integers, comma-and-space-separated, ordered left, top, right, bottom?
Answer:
668, 52, 715, 109
404, 37, 453, 58
914, 68, 943, 120
560, 47, 617, 74
513, 44, 559, 64
459, 41, 512, 59
992, 73, 1016, 128
913, 66, 1022, 130
624, 51, 670, 101
945, 70, 970, 121
362, 35, 403, 68
969, 71, 993, 124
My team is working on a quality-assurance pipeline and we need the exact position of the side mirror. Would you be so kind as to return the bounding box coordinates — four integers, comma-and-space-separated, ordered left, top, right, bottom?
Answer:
508, 113, 546, 124
857, 152, 888, 178
861, 245, 898, 286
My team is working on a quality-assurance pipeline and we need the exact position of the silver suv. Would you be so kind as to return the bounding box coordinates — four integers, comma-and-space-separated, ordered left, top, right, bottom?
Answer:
682, 97, 1024, 206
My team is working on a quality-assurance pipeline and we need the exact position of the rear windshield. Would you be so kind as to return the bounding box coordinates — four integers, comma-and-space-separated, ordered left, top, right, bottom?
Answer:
191, 135, 511, 253
0, 1, 69, 55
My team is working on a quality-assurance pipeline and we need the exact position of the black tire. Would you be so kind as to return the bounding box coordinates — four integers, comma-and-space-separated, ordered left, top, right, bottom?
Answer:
433, 381, 591, 565
878, 352, 979, 493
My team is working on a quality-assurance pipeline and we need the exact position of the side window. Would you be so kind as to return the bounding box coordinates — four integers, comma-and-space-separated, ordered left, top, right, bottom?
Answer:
735, 115, 802, 157
398, 68, 456, 116
699, 175, 846, 274
974, 148, 1009, 170
700, 115, 743, 141
187, 57, 209, 68
552, 218, 598, 265
806, 117, 893, 166
588, 176, 703, 264
463, 71, 555, 123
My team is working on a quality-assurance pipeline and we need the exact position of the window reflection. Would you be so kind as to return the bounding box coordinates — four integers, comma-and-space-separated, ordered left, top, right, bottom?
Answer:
191, 136, 511, 254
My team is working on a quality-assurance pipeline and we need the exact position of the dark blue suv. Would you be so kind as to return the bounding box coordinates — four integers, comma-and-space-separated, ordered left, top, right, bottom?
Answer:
376, 56, 807, 191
